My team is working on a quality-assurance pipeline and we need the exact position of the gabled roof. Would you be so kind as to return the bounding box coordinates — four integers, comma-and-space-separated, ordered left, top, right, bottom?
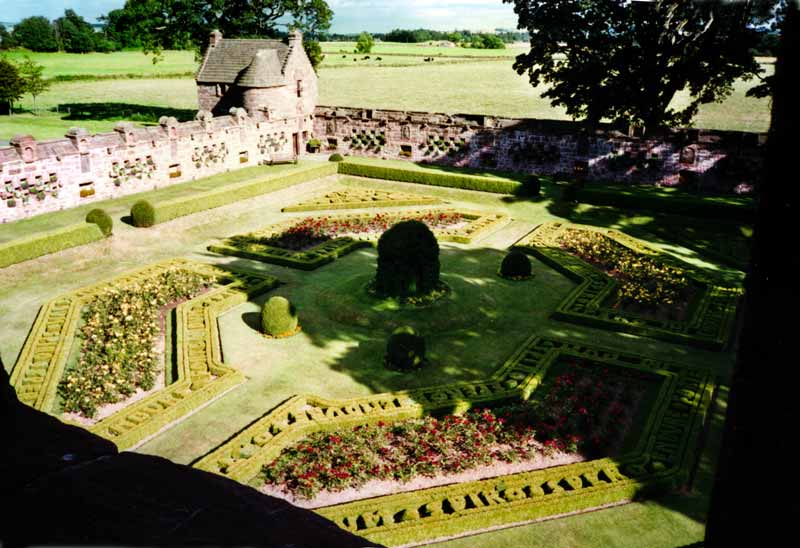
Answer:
196, 39, 290, 86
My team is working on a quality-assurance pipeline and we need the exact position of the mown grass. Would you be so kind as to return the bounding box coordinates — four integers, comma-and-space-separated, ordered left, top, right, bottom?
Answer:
0, 169, 740, 548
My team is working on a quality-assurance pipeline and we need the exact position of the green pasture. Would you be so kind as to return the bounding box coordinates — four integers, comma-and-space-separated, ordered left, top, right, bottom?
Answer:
0, 48, 772, 141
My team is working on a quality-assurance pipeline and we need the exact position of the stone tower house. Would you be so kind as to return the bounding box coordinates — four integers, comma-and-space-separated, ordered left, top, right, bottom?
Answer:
195, 29, 317, 151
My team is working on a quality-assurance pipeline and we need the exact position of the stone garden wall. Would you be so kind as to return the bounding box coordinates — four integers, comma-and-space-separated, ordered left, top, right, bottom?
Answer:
313, 106, 765, 191
1, 104, 764, 224
0, 109, 313, 223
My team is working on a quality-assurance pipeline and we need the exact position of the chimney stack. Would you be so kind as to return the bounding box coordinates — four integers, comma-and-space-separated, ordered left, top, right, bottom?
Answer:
209, 29, 222, 48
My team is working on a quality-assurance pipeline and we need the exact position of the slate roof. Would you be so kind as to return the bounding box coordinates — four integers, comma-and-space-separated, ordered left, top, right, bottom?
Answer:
197, 39, 290, 86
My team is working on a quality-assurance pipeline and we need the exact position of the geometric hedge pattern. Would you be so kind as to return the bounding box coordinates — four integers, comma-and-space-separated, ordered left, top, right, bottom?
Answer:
9, 259, 279, 450
513, 222, 742, 350
193, 336, 714, 546
208, 209, 510, 270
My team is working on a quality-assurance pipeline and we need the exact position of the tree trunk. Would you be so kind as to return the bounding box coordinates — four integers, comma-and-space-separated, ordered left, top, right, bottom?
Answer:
0, 101, 10, 116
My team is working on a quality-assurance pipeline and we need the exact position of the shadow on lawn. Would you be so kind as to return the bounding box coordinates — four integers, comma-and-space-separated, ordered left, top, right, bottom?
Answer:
55, 102, 197, 124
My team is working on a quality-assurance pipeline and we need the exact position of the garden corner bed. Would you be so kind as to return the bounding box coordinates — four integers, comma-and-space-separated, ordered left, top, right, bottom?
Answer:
513, 222, 742, 349
9, 259, 280, 450
207, 208, 509, 270
193, 336, 714, 546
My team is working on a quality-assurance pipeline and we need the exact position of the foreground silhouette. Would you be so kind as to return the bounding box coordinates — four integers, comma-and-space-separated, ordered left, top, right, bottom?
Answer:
0, 358, 378, 547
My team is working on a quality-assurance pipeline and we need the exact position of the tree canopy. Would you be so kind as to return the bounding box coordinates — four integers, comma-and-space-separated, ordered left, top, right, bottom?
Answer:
0, 58, 24, 115
11, 16, 58, 52
355, 32, 374, 54
111, 0, 333, 56
55, 9, 98, 54
504, 0, 782, 130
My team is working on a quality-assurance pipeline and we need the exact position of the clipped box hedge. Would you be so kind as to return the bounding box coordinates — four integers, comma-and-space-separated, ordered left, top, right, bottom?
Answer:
144, 163, 338, 225
338, 158, 524, 194
0, 222, 105, 268
195, 336, 714, 546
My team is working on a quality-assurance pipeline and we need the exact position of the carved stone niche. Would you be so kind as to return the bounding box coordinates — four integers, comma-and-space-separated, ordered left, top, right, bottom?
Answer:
65, 127, 91, 153
195, 110, 214, 129
159, 116, 180, 139
10, 135, 37, 163
114, 122, 136, 147
400, 124, 411, 140
680, 146, 697, 165
229, 107, 248, 125
326, 119, 337, 135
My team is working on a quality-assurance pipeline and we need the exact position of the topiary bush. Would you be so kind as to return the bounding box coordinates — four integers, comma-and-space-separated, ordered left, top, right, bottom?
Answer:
329, 153, 344, 162
261, 296, 299, 337
85, 208, 113, 236
375, 220, 440, 297
559, 182, 580, 203
499, 250, 533, 279
385, 326, 426, 371
131, 200, 156, 227
518, 175, 541, 197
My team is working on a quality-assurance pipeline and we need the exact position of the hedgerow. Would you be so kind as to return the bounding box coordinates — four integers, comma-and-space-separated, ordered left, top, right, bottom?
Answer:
338, 158, 523, 194
143, 163, 337, 225
0, 222, 105, 268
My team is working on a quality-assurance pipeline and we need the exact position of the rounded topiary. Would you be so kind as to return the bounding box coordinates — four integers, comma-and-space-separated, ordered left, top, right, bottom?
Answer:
521, 175, 541, 197
385, 326, 426, 371
131, 200, 155, 228
375, 220, 440, 297
559, 182, 579, 203
499, 250, 533, 279
329, 153, 344, 162
261, 296, 299, 337
85, 208, 113, 236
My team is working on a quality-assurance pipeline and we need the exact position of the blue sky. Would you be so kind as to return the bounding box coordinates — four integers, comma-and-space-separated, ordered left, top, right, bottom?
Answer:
2, 1, 520, 33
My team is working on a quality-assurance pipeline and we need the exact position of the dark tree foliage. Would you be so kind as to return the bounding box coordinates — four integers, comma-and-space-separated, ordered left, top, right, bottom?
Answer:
303, 40, 324, 71
113, 0, 333, 56
706, 4, 799, 546
504, 0, 781, 129
0, 58, 24, 115
375, 220, 440, 298
55, 10, 98, 54
11, 16, 58, 52
0, 24, 17, 50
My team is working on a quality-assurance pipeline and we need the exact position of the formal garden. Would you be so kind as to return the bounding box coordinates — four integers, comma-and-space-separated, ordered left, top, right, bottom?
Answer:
0, 155, 747, 546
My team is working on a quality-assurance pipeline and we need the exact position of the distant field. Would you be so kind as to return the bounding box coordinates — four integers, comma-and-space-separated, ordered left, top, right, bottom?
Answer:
0, 48, 773, 141
320, 41, 524, 57
0, 50, 196, 78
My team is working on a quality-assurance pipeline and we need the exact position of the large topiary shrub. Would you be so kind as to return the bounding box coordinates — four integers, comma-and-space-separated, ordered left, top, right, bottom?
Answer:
375, 220, 440, 297
85, 208, 113, 236
499, 250, 533, 280
329, 153, 344, 162
261, 296, 299, 337
131, 200, 156, 227
385, 326, 426, 371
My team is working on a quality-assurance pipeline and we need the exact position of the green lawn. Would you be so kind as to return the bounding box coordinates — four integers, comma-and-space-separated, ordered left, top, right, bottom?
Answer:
0, 167, 742, 547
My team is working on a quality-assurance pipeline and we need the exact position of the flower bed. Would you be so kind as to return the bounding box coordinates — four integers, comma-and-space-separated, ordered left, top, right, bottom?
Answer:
263, 360, 649, 500
558, 229, 689, 308
58, 268, 215, 418
281, 187, 442, 212
238, 211, 465, 252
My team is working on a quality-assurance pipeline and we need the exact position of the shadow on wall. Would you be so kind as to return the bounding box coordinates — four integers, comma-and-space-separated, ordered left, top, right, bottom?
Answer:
57, 103, 197, 124
0, 357, 380, 547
